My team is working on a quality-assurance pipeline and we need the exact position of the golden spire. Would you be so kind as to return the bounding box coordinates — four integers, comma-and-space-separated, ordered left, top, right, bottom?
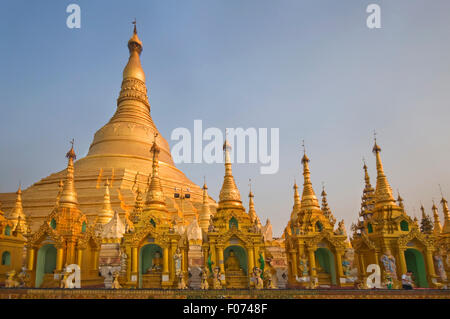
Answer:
144, 134, 167, 212
321, 184, 330, 216
397, 191, 404, 209
291, 180, 301, 221
432, 201, 442, 235
218, 136, 243, 210
360, 160, 375, 216
199, 178, 212, 232
440, 195, 450, 233
300, 143, 320, 210
420, 204, 433, 234
123, 19, 145, 82
372, 137, 397, 208
248, 181, 261, 227
9, 186, 27, 231
59, 140, 79, 209
98, 179, 114, 224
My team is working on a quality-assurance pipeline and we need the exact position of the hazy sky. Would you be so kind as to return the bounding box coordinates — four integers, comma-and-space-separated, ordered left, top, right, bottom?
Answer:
1, 1, 450, 237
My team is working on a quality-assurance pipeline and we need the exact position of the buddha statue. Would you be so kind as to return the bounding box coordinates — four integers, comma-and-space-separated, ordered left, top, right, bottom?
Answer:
225, 250, 241, 272
148, 251, 163, 272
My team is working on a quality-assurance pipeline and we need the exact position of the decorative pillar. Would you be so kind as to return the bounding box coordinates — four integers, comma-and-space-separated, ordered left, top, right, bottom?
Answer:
374, 250, 380, 266
163, 246, 169, 273
210, 241, 216, 265
335, 249, 344, 278
26, 247, 35, 271
248, 247, 255, 273
181, 249, 187, 272
398, 248, 407, 276
131, 247, 138, 274
290, 251, 298, 278
170, 240, 177, 281
297, 242, 305, 260
253, 246, 259, 267
56, 247, 64, 271
77, 248, 83, 267
308, 248, 317, 277
217, 246, 225, 273
358, 253, 366, 276
425, 249, 437, 277
92, 249, 99, 270
203, 246, 209, 268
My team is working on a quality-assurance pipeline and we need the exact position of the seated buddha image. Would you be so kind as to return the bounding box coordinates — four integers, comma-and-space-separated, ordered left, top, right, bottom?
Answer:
225, 250, 242, 272
147, 251, 163, 273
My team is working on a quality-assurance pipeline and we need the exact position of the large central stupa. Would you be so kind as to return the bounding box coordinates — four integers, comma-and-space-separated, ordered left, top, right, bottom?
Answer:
0, 25, 215, 230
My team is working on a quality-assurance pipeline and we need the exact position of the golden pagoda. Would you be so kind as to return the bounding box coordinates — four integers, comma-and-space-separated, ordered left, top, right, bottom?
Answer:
351, 139, 441, 288
284, 149, 350, 288
0, 200, 27, 285
25, 143, 102, 288
0, 23, 216, 235
121, 136, 182, 288
202, 138, 267, 289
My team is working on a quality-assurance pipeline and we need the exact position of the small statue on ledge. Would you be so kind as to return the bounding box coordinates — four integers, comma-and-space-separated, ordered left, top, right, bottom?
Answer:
212, 267, 222, 289
200, 268, 209, 290
111, 271, 121, 289
252, 267, 264, 289
177, 272, 187, 289
5, 270, 20, 288
147, 251, 163, 272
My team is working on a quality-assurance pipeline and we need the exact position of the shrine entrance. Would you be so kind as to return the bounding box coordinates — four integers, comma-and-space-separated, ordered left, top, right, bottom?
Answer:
35, 244, 57, 288
314, 248, 337, 286
404, 249, 428, 288
224, 245, 248, 289
139, 244, 163, 288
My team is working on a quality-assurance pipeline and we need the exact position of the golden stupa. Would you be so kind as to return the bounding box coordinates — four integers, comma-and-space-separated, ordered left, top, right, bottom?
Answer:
0, 23, 215, 231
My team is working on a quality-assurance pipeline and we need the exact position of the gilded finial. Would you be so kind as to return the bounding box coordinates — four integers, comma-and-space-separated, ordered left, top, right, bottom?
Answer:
59, 140, 79, 208
132, 18, 137, 34
203, 176, 207, 190
372, 130, 381, 153
66, 138, 76, 160
301, 139, 309, 163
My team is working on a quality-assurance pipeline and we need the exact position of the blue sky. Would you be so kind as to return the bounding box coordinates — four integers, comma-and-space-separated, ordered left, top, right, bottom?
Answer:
1, 1, 450, 236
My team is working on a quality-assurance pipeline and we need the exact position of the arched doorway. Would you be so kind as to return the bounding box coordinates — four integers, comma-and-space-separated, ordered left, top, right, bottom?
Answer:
314, 248, 337, 286
139, 244, 163, 288
404, 249, 428, 288
35, 244, 57, 288
224, 245, 248, 289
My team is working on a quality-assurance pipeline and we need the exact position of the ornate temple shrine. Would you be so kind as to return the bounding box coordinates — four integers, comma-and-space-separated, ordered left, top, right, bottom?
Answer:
0, 25, 448, 291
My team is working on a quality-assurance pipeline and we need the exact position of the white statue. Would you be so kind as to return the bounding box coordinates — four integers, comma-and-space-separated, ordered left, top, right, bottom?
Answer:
380, 249, 397, 280
434, 254, 448, 283
174, 248, 182, 275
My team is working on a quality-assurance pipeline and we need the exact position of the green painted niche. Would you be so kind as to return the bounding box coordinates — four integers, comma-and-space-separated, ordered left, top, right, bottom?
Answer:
405, 248, 428, 288
400, 220, 409, 231
1, 251, 11, 266
50, 218, 57, 230
4, 225, 11, 236
224, 245, 248, 274
35, 244, 57, 288
315, 221, 323, 232
229, 217, 238, 229
314, 248, 337, 285
367, 223, 373, 233
139, 244, 163, 288
81, 221, 87, 233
